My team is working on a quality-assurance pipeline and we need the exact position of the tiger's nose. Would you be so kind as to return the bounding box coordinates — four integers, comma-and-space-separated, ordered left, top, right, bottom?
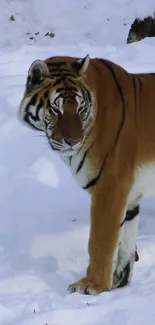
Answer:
64, 139, 79, 147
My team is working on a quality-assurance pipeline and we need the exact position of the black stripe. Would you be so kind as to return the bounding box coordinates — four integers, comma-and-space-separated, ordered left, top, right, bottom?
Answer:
49, 68, 73, 74
98, 59, 126, 109
132, 75, 137, 107
117, 262, 130, 288
86, 89, 92, 103
83, 159, 105, 189
118, 248, 139, 286
120, 205, 139, 227
56, 87, 64, 93
49, 68, 62, 73
47, 61, 66, 67
24, 94, 43, 130
70, 86, 78, 92
28, 93, 38, 106
125, 205, 139, 221
81, 88, 86, 101
44, 90, 49, 99
24, 113, 40, 130
79, 109, 99, 190
62, 68, 75, 73
135, 249, 139, 262
50, 73, 62, 77
90, 61, 102, 76
69, 156, 72, 165
63, 73, 77, 78
53, 93, 64, 104
98, 59, 126, 151
35, 98, 43, 120
136, 75, 142, 95
83, 107, 91, 122
76, 148, 90, 174
50, 77, 76, 87
68, 79, 76, 85
25, 94, 38, 116
83, 59, 126, 190
49, 68, 75, 76
55, 86, 78, 96
47, 98, 51, 107
27, 75, 31, 84
50, 72, 77, 78
75, 92, 82, 98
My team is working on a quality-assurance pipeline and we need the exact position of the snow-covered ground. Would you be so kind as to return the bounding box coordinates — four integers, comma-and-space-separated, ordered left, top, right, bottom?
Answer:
1, 0, 155, 324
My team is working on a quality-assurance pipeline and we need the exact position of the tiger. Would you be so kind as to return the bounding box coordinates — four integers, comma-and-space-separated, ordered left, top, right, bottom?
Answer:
18, 53, 155, 295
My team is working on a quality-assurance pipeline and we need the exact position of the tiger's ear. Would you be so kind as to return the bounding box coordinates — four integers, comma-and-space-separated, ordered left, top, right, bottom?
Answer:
27, 60, 50, 85
73, 54, 90, 75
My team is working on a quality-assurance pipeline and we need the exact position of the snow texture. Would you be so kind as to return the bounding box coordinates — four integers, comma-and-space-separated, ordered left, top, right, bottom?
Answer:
1, 0, 155, 324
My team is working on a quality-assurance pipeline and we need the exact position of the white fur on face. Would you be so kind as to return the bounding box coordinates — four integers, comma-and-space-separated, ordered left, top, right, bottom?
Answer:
18, 96, 45, 131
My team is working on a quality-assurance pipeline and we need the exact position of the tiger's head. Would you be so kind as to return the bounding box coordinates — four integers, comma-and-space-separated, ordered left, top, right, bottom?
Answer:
18, 54, 95, 157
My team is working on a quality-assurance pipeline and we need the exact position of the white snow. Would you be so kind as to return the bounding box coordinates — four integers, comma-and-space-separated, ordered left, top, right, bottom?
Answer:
1, 0, 155, 324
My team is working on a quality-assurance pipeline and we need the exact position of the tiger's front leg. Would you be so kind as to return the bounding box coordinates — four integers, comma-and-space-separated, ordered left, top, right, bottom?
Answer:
68, 174, 133, 295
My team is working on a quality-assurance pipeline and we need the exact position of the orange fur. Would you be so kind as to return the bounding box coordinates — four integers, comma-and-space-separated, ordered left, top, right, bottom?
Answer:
18, 54, 155, 295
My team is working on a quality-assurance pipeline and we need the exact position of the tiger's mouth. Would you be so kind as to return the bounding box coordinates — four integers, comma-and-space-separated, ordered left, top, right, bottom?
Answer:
48, 138, 82, 157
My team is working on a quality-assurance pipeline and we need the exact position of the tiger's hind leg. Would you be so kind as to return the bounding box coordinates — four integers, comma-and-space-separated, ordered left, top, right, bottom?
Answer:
112, 205, 140, 289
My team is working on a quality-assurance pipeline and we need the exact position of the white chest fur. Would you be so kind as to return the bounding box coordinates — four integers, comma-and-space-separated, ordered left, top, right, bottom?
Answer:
60, 148, 90, 189
61, 153, 155, 208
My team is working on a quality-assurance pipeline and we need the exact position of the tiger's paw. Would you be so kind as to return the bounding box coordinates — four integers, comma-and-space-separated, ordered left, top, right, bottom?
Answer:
68, 277, 107, 295
112, 251, 136, 289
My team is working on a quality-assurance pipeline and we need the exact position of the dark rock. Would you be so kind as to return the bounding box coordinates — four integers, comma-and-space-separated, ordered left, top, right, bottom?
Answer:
127, 13, 155, 44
